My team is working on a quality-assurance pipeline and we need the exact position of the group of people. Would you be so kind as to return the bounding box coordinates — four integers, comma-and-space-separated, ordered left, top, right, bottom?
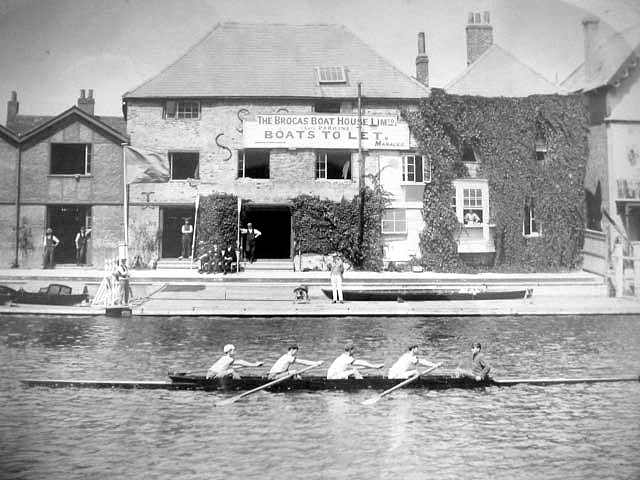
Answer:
198, 244, 238, 275
206, 342, 491, 382
42, 225, 91, 269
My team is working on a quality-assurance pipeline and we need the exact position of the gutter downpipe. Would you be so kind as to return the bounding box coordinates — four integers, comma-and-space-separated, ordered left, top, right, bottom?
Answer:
13, 144, 22, 268
122, 143, 129, 260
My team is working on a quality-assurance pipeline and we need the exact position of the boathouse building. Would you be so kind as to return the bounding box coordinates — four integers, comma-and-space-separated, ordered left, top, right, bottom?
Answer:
122, 23, 431, 263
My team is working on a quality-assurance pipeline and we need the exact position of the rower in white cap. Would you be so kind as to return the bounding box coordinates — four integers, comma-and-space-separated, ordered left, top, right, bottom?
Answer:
206, 344, 263, 379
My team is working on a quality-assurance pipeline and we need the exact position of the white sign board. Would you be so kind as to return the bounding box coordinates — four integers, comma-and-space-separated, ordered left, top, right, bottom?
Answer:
243, 114, 410, 150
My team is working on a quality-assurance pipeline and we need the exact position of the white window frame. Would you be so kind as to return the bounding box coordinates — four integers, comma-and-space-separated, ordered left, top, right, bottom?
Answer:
452, 180, 489, 227
402, 154, 431, 183
315, 66, 347, 84
315, 151, 352, 180
164, 100, 200, 119
238, 150, 270, 179
523, 198, 541, 237
382, 208, 407, 234
50, 143, 92, 175
462, 187, 484, 227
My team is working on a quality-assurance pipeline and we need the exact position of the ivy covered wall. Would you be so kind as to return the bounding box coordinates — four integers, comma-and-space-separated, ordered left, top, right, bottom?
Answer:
197, 192, 239, 250
406, 90, 588, 272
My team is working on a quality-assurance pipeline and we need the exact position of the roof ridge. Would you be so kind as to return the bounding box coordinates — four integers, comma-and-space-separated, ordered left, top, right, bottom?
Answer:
344, 25, 429, 96
123, 22, 224, 98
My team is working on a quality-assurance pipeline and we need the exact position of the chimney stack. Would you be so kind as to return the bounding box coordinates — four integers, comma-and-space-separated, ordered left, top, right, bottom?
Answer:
582, 15, 599, 81
6, 91, 19, 126
77, 88, 95, 115
416, 32, 429, 86
466, 11, 493, 66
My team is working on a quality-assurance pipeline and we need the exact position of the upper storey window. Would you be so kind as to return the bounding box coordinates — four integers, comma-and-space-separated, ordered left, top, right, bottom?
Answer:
50, 144, 91, 175
316, 66, 347, 84
164, 100, 200, 119
314, 101, 341, 113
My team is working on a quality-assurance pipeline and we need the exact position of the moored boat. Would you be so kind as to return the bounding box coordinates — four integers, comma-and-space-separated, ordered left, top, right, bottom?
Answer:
12, 284, 89, 306
321, 286, 533, 301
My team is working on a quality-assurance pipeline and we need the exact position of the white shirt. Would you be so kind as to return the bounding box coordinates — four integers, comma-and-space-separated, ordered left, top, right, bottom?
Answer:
269, 351, 296, 376
388, 351, 418, 379
181, 224, 193, 235
206, 354, 234, 378
327, 352, 355, 379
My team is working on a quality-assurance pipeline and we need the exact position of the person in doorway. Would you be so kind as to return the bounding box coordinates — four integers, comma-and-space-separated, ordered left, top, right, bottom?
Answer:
222, 245, 237, 274
456, 343, 492, 381
74, 226, 91, 265
240, 223, 262, 263
178, 218, 193, 260
42, 227, 60, 269
206, 344, 263, 379
328, 253, 347, 303
327, 343, 384, 380
388, 345, 439, 379
267, 345, 322, 380
115, 258, 131, 305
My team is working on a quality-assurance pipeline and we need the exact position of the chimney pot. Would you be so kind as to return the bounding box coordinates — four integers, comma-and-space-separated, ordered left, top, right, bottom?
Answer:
466, 11, 494, 65
88, 89, 93, 99
6, 90, 19, 126
415, 32, 429, 87
80, 89, 86, 99
468, 12, 474, 24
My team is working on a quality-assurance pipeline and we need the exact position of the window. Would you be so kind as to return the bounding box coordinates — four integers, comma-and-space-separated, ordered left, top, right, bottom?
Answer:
402, 154, 431, 183
238, 150, 270, 179
523, 197, 540, 236
314, 102, 341, 113
169, 152, 199, 180
50, 144, 91, 175
164, 100, 200, 119
316, 66, 347, 84
382, 209, 407, 234
462, 142, 477, 163
316, 151, 351, 180
463, 188, 483, 225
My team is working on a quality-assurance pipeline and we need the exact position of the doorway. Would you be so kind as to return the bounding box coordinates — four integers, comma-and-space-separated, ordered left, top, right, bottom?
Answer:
161, 206, 195, 258
47, 205, 91, 264
242, 205, 291, 259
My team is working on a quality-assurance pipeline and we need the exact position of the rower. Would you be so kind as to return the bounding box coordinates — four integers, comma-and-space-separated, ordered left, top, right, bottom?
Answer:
327, 343, 384, 379
268, 345, 321, 380
206, 344, 263, 380
388, 345, 438, 379
470, 342, 491, 380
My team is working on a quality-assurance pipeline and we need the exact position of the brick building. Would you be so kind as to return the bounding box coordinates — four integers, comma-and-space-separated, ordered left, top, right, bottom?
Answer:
123, 23, 430, 262
2, 90, 128, 268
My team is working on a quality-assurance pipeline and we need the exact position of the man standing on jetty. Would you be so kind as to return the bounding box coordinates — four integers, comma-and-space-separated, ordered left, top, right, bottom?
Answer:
178, 218, 193, 260
328, 253, 346, 304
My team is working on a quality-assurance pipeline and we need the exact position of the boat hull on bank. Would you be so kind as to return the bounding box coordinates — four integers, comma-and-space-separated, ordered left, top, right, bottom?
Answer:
320, 287, 533, 301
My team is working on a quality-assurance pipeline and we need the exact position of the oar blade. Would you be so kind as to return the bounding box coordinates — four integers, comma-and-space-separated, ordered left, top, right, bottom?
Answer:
361, 395, 381, 406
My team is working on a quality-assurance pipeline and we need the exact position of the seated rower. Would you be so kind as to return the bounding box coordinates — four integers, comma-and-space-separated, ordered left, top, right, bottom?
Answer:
327, 343, 384, 379
268, 345, 322, 380
456, 342, 491, 381
206, 344, 263, 379
388, 344, 438, 379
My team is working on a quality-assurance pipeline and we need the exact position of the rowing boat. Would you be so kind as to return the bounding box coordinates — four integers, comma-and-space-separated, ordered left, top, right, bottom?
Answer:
320, 286, 533, 301
20, 372, 639, 391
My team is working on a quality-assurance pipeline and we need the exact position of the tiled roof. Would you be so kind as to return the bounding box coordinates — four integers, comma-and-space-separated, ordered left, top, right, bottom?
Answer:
561, 24, 640, 92
7, 114, 127, 136
124, 23, 428, 100
445, 44, 562, 97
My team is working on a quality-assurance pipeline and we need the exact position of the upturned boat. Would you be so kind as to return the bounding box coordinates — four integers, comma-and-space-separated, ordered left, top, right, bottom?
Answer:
321, 286, 533, 301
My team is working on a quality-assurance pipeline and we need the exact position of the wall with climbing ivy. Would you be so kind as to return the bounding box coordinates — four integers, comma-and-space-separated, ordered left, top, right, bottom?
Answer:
197, 192, 240, 253
405, 90, 588, 272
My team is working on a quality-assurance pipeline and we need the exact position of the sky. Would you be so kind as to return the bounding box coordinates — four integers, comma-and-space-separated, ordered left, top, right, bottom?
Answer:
0, 0, 636, 121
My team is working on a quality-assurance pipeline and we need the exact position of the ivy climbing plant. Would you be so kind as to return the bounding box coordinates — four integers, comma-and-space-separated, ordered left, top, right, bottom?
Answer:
405, 89, 588, 272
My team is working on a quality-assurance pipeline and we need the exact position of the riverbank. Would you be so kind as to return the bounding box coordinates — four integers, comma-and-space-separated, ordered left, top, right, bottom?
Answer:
0, 266, 637, 316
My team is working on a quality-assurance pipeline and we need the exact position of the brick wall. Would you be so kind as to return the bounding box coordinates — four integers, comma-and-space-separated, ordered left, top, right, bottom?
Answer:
0, 138, 17, 203
0, 205, 16, 267
17, 205, 45, 268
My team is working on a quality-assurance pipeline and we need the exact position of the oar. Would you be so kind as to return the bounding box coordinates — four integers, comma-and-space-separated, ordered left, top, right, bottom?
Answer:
216, 361, 323, 406
361, 362, 442, 406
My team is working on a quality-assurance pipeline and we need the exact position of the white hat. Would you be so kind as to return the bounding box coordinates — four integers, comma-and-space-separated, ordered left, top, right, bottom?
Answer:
223, 344, 235, 353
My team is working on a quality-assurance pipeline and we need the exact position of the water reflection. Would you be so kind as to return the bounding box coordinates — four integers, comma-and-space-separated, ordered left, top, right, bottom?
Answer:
0, 314, 639, 479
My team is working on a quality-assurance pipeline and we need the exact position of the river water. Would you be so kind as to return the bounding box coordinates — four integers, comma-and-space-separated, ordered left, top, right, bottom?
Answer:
0, 314, 639, 480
